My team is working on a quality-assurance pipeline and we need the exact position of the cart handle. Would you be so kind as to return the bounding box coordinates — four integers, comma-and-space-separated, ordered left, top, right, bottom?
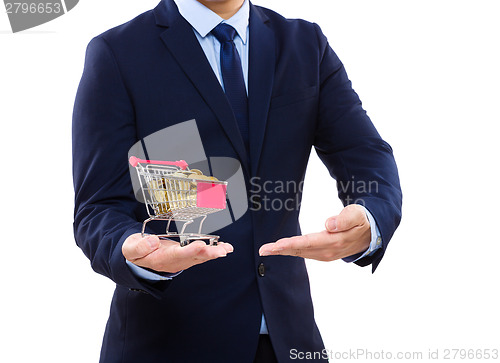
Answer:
129, 156, 188, 170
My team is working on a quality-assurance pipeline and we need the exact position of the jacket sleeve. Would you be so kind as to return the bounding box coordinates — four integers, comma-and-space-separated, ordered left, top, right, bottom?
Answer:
72, 36, 169, 298
312, 24, 403, 272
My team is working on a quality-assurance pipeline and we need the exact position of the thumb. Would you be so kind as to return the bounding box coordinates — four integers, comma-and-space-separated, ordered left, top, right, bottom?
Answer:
122, 234, 160, 261
325, 216, 338, 232
325, 205, 364, 232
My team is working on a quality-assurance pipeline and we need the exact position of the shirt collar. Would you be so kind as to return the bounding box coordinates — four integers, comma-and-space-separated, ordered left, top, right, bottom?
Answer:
173, 0, 249, 44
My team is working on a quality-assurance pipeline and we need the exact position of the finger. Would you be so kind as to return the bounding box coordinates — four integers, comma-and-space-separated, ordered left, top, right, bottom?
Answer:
217, 242, 234, 253
133, 240, 231, 272
192, 243, 232, 260
260, 228, 360, 257
280, 227, 369, 260
325, 205, 367, 232
259, 232, 326, 256
278, 232, 328, 250
122, 234, 160, 261
284, 246, 339, 260
185, 241, 234, 256
172, 241, 231, 261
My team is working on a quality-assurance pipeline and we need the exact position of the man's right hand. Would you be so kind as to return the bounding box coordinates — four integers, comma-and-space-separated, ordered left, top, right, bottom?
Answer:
122, 233, 234, 274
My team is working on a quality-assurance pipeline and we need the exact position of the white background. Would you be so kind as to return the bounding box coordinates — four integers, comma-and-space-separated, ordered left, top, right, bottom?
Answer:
1, 1, 499, 362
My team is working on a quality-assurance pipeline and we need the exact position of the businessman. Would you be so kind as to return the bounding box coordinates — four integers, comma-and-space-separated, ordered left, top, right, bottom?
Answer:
72, 0, 402, 362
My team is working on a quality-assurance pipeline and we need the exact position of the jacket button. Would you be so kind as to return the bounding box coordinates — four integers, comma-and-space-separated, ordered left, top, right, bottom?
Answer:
258, 263, 265, 277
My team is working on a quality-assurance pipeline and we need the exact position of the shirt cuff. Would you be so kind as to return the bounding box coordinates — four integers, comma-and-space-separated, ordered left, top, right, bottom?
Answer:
125, 260, 183, 281
343, 206, 383, 263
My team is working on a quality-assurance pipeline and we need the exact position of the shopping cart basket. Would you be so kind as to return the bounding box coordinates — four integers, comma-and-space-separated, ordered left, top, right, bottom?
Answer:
129, 156, 228, 246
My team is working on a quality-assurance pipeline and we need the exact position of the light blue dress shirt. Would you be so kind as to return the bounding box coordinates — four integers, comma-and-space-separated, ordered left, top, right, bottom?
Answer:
127, 0, 383, 335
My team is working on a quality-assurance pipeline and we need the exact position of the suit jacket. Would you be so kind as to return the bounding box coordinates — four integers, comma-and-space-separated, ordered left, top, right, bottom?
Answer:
72, 0, 402, 362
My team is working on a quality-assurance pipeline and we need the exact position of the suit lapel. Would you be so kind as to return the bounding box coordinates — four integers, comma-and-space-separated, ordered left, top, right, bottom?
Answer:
153, 0, 250, 173
248, 4, 275, 176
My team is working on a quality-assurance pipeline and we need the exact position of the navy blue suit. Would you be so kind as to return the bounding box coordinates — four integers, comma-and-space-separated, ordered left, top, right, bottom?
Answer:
72, 0, 402, 362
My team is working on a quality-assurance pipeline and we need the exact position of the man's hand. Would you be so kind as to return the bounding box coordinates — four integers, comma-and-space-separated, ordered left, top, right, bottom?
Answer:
259, 204, 371, 261
122, 234, 234, 273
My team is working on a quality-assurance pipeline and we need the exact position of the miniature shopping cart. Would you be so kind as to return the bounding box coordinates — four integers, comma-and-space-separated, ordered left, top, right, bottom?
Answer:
129, 156, 228, 246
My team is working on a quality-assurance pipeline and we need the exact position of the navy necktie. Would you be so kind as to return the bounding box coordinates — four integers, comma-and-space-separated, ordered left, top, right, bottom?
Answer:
211, 23, 249, 151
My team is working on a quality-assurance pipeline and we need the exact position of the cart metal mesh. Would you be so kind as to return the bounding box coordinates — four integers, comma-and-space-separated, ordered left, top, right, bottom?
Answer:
129, 156, 228, 245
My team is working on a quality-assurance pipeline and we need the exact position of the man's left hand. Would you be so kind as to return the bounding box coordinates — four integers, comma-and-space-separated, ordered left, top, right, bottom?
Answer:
259, 204, 371, 261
